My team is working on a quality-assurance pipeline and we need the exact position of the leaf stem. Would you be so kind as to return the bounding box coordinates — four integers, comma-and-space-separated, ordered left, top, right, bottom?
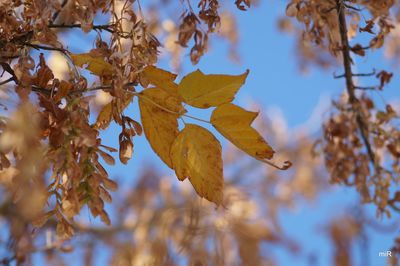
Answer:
136, 92, 180, 115
258, 158, 292, 170
136, 92, 211, 124
182, 114, 211, 124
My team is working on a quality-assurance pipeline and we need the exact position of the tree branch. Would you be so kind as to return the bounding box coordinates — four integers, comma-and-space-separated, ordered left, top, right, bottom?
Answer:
335, 0, 378, 168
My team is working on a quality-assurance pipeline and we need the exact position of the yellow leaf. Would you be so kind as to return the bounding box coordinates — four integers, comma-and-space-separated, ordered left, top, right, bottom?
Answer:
95, 102, 112, 130
178, 69, 249, 108
71, 53, 112, 76
94, 94, 133, 130
139, 88, 183, 168
141, 66, 181, 98
211, 103, 275, 160
170, 124, 223, 205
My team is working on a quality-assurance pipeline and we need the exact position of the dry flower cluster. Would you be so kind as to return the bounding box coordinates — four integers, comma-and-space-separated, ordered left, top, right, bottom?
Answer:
0, 0, 400, 265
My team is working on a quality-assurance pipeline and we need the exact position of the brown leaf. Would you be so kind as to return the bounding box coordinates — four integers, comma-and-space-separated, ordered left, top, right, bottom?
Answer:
351, 44, 365, 57
359, 20, 375, 34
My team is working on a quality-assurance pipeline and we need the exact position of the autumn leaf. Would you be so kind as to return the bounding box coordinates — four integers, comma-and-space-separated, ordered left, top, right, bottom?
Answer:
141, 65, 181, 99
33, 54, 54, 88
170, 124, 223, 205
95, 103, 112, 130
351, 44, 365, 57
178, 69, 249, 108
54, 81, 73, 102
70, 53, 113, 76
376, 70, 393, 90
94, 94, 133, 130
139, 88, 184, 168
359, 20, 375, 34
370, 34, 384, 49
211, 103, 275, 160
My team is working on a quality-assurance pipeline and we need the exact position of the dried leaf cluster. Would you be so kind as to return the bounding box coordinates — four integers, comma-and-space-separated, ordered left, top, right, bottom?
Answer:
282, 0, 400, 217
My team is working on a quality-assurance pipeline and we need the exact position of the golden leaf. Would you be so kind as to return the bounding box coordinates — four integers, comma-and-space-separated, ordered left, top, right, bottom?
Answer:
95, 102, 112, 130
170, 124, 223, 205
141, 65, 181, 98
94, 94, 133, 130
211, 103, 275, 160
178, 69, 249, 108
139, 88, 183, 168
70, 53, 112, 76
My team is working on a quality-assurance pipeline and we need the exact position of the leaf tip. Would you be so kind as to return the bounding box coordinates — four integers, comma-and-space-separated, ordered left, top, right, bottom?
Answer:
281, 160, 292, 170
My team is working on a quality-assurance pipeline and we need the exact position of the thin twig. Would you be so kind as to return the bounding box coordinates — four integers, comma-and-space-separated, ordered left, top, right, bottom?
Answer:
22, 42, 67, 54
0, 77, 14, 86
322, 6, 337, 13
48, 23, 115, 34
31, 85, 52, 95
344, 3, 362, 11
0, 63, 18, 83
354, 85, 379, 91
68, 82, 138, 95
334, 69, 376, 79
334, 45, 371, 52
51, 0, 69, 23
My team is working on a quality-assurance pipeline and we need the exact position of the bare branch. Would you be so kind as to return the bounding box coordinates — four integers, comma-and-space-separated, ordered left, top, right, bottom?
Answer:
335, 0, 378, 169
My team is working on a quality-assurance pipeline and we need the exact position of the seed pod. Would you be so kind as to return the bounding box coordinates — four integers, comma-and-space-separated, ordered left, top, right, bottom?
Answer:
119, 139, 133, 164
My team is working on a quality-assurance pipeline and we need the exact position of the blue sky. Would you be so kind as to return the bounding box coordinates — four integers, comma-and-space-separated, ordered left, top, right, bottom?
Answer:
28, 1, 400, 265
